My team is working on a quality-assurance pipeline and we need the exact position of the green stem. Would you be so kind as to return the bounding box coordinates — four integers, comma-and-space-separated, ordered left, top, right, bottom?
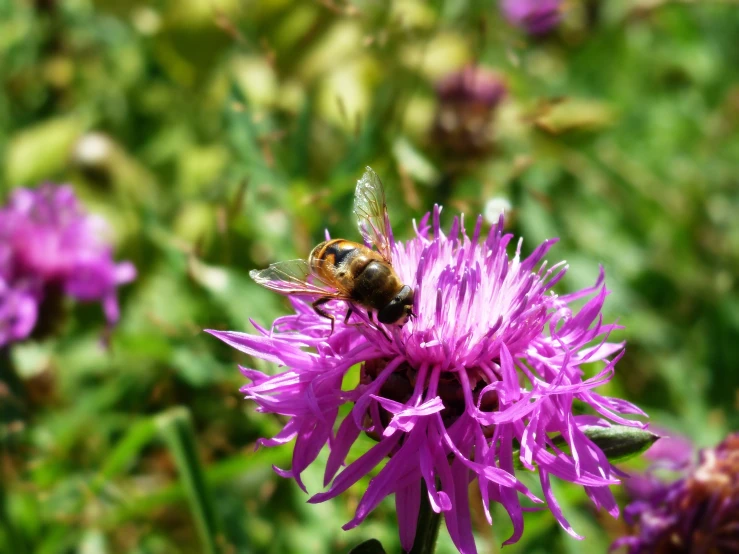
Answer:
409, 482, 442, 554
0, 346, 9, 371
0, 346, 28, 554
0, 347, 24, 402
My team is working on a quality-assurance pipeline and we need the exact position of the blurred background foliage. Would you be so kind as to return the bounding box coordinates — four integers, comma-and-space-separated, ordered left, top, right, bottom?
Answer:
1, 0, 738, 552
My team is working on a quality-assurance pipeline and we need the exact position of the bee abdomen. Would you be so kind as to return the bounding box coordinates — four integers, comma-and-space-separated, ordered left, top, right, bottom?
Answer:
322, 240, 356, 269
310, 239, 362, 284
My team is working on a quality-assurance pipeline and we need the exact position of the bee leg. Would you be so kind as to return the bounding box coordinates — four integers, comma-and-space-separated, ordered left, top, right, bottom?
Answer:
344, 307, 354, 324
368, 311, 391, 342
312, 296, 336, 335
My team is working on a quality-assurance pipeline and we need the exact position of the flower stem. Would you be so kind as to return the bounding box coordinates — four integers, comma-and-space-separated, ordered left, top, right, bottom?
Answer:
0, 347, 29, 554
0, 347, 28, 421
0, 346, 22, 395
409, 481, 442, 554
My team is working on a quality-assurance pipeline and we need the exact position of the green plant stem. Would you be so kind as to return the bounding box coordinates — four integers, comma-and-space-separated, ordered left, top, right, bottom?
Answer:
0, 346, 9, 372
0, 346, 26, 553
409, 482, 442, 554
0, 346, 24, 400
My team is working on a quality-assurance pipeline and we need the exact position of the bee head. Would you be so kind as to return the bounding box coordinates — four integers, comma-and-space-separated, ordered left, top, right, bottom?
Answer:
377, 285, 415, 325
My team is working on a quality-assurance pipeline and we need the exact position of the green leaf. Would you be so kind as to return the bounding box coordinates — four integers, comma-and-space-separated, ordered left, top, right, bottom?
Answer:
512, 425, 659, 470
349, 538, 387, 554
548, 425, 660, 465
156, 407, 222, 554
90, 417, 158, 496
580, 425, 660, 464
0, 485, 29, 554
102, 447, 290, 526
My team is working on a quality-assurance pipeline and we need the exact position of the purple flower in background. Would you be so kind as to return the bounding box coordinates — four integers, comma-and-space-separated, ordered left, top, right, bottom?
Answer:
436, 66, 507, 109
0, 184, 135, 346
501, 0, 562, 35
209, 206, 645, 553
617, 431, 693, 507
432, 65, 507, 161
641, 429, 694, 471
614, 433, 739, 554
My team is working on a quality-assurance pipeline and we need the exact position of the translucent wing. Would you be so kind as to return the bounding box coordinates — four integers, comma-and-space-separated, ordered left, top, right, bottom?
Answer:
249, 259, 343, 298
353, 166, 393, 263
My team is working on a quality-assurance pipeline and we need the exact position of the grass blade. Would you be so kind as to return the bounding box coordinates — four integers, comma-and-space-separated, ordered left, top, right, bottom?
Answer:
156, 407, 221, 554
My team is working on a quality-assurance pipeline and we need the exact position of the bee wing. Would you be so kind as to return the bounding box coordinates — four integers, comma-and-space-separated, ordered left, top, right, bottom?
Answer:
249, 259, 343, 298
353, 166, 393, 264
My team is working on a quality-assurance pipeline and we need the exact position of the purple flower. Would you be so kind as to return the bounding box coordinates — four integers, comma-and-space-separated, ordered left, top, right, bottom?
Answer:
436, 66, 507, 109
500, 0, 563, 36
208, 207, 645, 553
0, 184, 135, 346
614, 433, 739, 554
641, 428, 694, 471
432, 66, 507, 161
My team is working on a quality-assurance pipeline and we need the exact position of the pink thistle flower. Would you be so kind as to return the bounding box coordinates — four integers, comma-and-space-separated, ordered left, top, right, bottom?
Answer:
614, 433, 739, 554
501, 0, 563, 36
432, 65, 507, 161
208, 202, 646, 552
0, 184, 135, 346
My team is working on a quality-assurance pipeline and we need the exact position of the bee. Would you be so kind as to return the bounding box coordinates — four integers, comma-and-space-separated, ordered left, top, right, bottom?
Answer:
249, 167, 415, 334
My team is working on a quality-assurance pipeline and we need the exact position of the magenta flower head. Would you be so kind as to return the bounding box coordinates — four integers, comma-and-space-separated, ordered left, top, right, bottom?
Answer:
208, 169, 646, 553
613, 433, 739, 554
0, 184, 135, 346
500, 0, 563, 36
436, 66, 507, 109
432, 65, 507, 161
